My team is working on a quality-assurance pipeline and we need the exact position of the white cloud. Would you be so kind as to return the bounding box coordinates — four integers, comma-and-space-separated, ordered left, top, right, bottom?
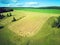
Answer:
11, 0, 18, 3
21, 2, 39, 7
7, 3, 23, 7
1, 1, 40, 7
6, 2, 39, 7
25, 2, 38, 5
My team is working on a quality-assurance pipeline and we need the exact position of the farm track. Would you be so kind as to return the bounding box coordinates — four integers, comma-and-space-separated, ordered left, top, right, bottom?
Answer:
8, 10, 60, 37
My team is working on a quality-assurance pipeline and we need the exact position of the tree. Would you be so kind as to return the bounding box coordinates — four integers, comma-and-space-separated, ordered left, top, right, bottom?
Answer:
52, 16, 60, 28
0, 13, 5, 19
10, 13, 12, 16
0, 26, 4, 29
7, 13, 12, 17
57, 16, 60, 23
56, 16, 60, 28
12, 17, 16, 22
7, 13, 9, 17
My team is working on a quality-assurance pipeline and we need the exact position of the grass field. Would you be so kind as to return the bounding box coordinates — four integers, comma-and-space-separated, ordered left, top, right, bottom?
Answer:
0, 8, 60, 45
14, 8, 60, 14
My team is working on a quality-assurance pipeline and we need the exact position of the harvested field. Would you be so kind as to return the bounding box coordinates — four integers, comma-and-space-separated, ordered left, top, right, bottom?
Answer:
8, 11, 59, 37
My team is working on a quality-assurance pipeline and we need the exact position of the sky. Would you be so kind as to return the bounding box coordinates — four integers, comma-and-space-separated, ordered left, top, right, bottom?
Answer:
0, 0, 60, 7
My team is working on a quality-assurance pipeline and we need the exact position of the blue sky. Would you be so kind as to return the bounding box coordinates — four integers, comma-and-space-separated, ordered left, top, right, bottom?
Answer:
0, 0, 60, 7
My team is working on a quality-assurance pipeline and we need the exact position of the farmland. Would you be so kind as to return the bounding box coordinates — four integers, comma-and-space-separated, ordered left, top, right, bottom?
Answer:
0, 8, 60, 45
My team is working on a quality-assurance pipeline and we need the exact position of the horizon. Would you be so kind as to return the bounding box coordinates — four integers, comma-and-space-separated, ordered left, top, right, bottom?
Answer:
0, 0, 60, 7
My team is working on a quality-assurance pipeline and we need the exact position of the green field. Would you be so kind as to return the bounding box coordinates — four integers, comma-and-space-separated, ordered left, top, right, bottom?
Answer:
14, 8, 60, 14
0, 8, 60, 45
